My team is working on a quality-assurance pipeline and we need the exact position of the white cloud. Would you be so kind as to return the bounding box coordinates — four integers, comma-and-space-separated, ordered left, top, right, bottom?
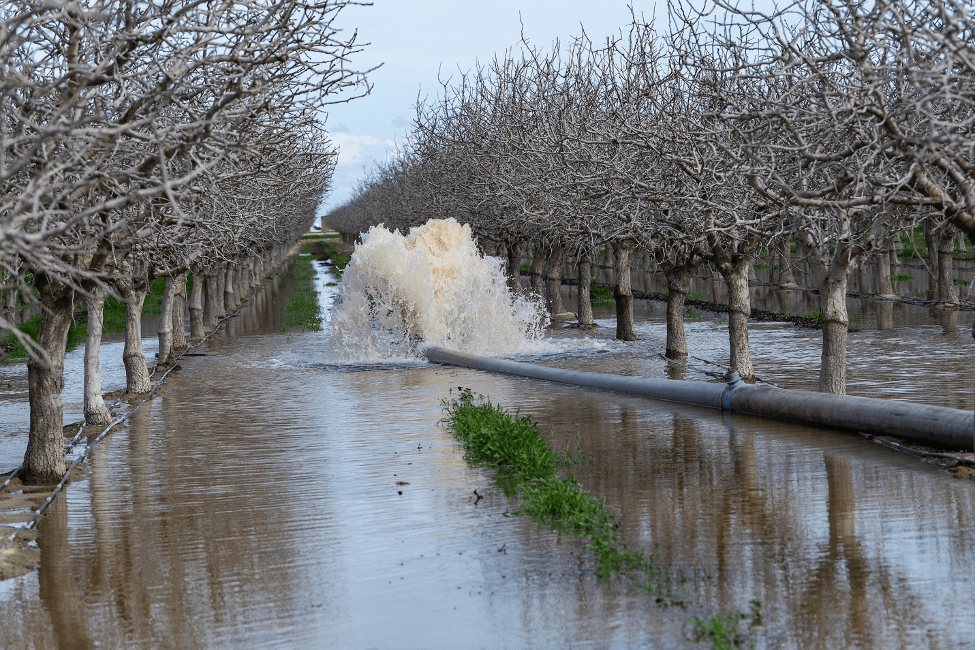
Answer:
329, 132, 398, 167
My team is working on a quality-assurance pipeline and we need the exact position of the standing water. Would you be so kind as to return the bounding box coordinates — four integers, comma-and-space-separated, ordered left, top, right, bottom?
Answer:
0, 224, 972, 648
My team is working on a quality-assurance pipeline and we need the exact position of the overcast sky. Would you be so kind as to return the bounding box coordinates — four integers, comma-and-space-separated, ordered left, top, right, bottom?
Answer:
318, 1, 657, 220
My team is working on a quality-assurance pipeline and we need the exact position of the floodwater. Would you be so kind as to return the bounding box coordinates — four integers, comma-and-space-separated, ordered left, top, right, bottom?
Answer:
0, 255, 973, 648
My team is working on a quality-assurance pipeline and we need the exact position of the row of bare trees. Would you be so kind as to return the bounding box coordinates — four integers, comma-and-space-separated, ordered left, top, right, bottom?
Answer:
2, 1, 370, 483
326, 0, 973, 395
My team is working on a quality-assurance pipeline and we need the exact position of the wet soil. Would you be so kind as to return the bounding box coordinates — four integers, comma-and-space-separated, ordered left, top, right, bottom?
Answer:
0, 257, 972, 648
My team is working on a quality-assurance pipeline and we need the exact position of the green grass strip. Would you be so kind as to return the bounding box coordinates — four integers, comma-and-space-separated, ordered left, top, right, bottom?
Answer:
441, 388, 685, 603
281, 256, 322, 332
1, 313, 86, 363
442, 389, 766, 648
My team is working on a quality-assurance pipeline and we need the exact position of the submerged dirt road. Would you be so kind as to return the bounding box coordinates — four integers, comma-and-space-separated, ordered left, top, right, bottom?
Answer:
0, 260, 972, 648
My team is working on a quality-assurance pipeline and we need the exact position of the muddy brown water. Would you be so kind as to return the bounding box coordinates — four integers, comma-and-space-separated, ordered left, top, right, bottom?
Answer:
0, 257, 973, 648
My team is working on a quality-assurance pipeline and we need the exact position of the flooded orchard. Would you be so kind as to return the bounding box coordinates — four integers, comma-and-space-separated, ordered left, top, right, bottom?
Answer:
0, 232, 973, 648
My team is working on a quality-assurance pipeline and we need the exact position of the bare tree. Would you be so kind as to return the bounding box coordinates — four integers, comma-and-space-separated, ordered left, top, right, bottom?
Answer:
2, 0, 369, 483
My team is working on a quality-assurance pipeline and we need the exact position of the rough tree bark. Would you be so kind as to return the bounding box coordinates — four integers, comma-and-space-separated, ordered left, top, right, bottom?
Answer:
83, 286, 112, 425
203, 272, 222, 328
189, 269, 205, 339
544, 246, 568, 316
223, 264, 236, 314
875, 245, 896, 297
216, 269, 227, 317
816, 258, 852, 394
506, 240, 523, 291
576, 256, 595, 328
660, 257, 697, 359
777, 237, 798, 287
22, 278, 76, 484
924, 221, 939, 298
529, 248, 546, 298
116, 272, 152, 394
938, 228, 960, 305
156, 276, 177, 367
710, 248, 756, 381
613, 242, 636, 341
171, 271, 188, 353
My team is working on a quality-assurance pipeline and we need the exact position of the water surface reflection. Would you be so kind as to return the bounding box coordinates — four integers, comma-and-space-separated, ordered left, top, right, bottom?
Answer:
0, 261, 971, 648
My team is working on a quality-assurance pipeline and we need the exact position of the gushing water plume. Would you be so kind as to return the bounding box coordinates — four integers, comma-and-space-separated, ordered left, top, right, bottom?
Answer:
328, 218, 547, 360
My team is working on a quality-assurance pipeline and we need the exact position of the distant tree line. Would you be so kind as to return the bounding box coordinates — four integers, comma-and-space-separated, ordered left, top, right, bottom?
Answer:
326, 0, 973, 395
1, 0, 370, 483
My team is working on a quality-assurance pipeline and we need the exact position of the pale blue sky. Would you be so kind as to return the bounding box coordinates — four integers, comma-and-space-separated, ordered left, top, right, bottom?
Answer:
319, 1, 657, 218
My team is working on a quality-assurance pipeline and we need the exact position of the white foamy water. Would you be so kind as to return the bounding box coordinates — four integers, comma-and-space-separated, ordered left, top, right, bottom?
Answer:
326, 219, 549, 361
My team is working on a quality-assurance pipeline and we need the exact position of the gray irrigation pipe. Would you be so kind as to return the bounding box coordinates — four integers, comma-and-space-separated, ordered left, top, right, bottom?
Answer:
0, 289, 256, 552
424, 347, 975, 452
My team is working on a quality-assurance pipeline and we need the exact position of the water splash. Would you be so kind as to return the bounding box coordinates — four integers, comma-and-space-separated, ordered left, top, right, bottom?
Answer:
327, 219, 547, 361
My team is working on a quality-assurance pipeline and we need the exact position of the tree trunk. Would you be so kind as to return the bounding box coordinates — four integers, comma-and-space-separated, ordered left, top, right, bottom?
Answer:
171, 271, 188, 352
235, 265, 249, 304
818, 259, 851, 394
663, 262, 695, 359
156, 276, 177, 367
216, 268, 227, 317
496, 243, 509, 277
544, 246, 567, 316
777, 238, 798, 286
223, 264, 236, 314
724, 256, 755, 381
938, 228, 960, 304
189, 270, 205, 339
875, 246, 895, 297
924, 221, 939, 298
22, 280, 76, 484
530, 248, 546, 298
83, 286, 112, 425
203, 272, 221, 327
613, 242, 636, 341
576, 257, 595, 328
507, 242, 522, 291
117, 274, 151, 394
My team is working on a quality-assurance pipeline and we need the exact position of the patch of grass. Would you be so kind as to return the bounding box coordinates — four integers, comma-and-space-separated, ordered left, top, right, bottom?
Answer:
691, 601, 763, 650
143, 277, 166, 315
953, 277, 970, 286
100, 296, 126, 333
688, 292, 705, 301
328, 249, 350, 271
590, 286, 614, 306
442, 389, 685, 603
890, 273, 914, 283
683, 310, 701, 320
899, 226, 926, 257
519, 263, 531, 272
801, 309, 820, 320
1, 312, 86, 363
103, 275, 183, 328
281, 256, 321, 332
753, 262, 770, 270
